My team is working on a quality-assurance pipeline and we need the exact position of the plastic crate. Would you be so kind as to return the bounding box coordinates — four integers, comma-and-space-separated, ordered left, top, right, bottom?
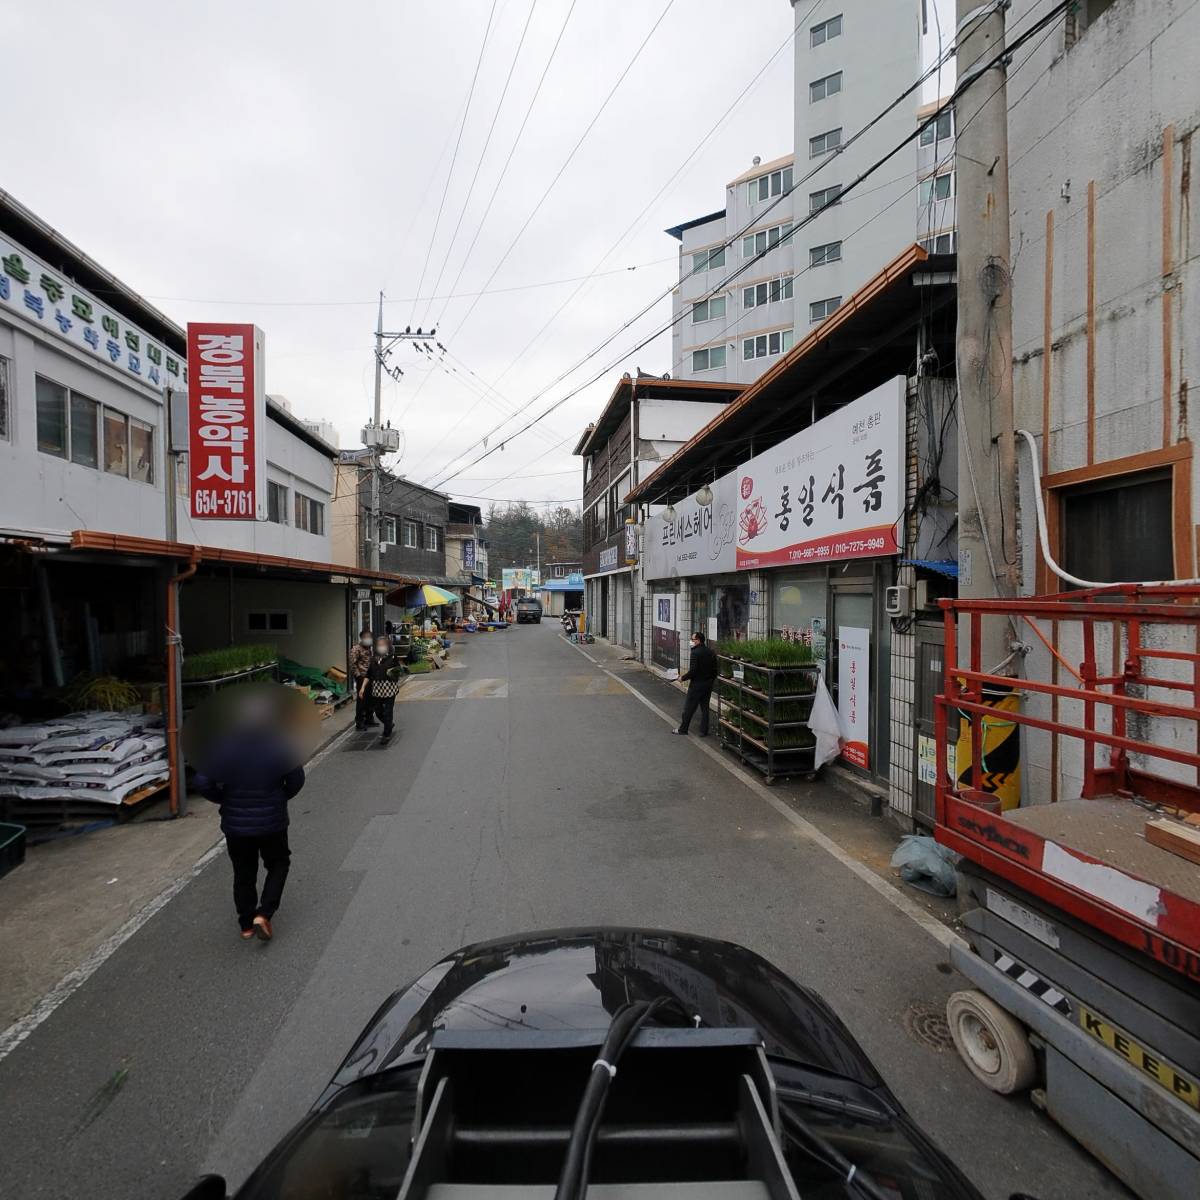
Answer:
0, 821, 26, 878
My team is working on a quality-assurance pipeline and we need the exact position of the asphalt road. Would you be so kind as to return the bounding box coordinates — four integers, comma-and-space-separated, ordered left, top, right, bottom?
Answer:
0, 625, 1127, 1200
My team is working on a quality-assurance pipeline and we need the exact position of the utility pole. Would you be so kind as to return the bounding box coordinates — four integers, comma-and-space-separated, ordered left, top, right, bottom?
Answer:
362, 292, 434, 572
370, 294, 384, 573
955, 0, 1019, 631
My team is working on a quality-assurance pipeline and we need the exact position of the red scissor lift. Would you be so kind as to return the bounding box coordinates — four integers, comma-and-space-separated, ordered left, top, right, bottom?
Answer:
934, 587, 1200, 1200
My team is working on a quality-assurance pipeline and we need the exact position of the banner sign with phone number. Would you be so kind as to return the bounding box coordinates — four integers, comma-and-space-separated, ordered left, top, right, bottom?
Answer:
187, 323, 266, 521
735, 377, 905, 569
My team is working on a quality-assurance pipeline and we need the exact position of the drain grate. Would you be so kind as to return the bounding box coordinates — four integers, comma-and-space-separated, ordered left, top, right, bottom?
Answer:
903, 1001, 953, 1051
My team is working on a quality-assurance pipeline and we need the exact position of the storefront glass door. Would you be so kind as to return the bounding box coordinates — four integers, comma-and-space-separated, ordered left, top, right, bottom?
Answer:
716, 585, 749, 641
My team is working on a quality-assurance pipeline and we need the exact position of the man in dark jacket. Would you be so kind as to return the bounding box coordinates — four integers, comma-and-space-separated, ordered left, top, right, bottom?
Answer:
193, 709, 305, 941
673, 631, 718, 736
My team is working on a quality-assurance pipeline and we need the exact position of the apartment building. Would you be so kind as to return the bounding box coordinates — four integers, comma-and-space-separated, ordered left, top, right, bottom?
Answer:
670, 2, 947, 384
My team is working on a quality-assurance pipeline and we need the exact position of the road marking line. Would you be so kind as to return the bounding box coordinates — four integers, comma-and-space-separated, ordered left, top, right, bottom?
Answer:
0, 720, 359, 1063
567, 641, 963, 953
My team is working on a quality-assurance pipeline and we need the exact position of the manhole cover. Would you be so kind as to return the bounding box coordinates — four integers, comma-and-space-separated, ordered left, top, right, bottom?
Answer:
903, 1001, 953, 1051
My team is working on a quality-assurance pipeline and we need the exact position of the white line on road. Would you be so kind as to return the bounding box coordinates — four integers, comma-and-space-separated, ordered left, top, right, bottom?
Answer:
0, 720, 360, 1064
569, 642, 964, 953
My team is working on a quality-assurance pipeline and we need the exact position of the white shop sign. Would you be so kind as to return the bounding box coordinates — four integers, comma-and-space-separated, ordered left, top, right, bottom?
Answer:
735, 378, 905, 569
0, 235, 182, 396
643, 472, 738, 579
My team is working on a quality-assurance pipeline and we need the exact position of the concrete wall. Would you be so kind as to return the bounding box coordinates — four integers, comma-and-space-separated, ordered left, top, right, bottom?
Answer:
176, 411, 334, 560
793, 1, 922, 338
1008, 0, 1200, 806
182, 575, 348, 673
0, 317, 168, 539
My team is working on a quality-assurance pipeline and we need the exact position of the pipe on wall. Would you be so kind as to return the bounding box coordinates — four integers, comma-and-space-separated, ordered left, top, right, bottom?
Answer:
166, 552, 199, 818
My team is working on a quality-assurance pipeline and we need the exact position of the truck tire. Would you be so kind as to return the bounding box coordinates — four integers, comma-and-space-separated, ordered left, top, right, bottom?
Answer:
947, 989, 1036, 1094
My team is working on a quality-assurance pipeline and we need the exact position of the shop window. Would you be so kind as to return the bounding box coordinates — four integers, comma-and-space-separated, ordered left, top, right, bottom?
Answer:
809, 184, 842, 214
748, 166, 794, 204
810, 296, 841, 323
0, 356, 9, 441
742, 222, 793, 259
247, 610, 291, 633
130, 417, 154, 483
691, 345, 727, 372
103, 407, 129, 476
426, 525, 440, 552
36, 376, 68, 458
70, 393, 99, 468
809, 127, 842, 157
919, 109, 953, 146
743, 275, 793, 309
294, 493, 325, 535
810, 241, 842, 268
810, 13, 842, 46
691, 295, 726, 323
1061, 470, 1173, 584
403, 520, 418, 548
691, 245, 725, 273
810, 71, 842, 103
742, 329, 794, 360
771, 578, 828, 653
919, 232, 957, 255
267, 481, 288, 524
919, 172, 954, 206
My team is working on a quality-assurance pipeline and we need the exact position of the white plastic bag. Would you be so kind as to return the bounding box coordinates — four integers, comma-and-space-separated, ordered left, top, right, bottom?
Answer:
807, 674, 846, 768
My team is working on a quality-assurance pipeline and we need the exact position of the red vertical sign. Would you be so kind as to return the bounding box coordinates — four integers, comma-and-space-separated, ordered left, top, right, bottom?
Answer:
187, 323, 260, 520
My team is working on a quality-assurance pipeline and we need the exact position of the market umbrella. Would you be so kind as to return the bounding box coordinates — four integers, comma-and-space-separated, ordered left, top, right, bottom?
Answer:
398, 583, 459, 607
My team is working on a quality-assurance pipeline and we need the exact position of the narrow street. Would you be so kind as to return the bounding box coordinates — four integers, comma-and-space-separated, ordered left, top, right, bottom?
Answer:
0, 626, 1123, 1200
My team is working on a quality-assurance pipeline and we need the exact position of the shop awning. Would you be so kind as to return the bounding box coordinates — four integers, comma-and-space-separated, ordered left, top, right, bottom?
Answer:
624, 244, 957, 507
66, 531, 420, 587
902, 558, 959, 578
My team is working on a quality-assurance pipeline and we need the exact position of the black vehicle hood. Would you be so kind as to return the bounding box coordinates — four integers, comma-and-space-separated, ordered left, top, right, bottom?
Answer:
323, 927, 882, 1098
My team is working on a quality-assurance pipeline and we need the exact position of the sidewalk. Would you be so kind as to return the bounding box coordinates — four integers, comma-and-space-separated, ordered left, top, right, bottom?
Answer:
0, 700, 358, 1032
572, 635, 959, 935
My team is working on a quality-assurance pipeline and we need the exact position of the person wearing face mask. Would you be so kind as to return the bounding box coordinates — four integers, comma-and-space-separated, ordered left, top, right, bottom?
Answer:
350, 628, 376, 731
361, 636, 404, 740
672, 631, 718, 737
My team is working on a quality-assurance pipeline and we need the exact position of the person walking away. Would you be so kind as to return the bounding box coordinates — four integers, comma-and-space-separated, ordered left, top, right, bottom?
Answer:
362, 636, 404, 740
350, 627, 375, 730
673, 631, 718, 736
192, 692, 305, 941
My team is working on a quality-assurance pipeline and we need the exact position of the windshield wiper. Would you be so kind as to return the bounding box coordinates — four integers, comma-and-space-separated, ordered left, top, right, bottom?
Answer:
776, 1084, 889, 1126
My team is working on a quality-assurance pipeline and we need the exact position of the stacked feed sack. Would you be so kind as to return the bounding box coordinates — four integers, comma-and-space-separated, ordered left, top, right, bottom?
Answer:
0, 712, 168, 806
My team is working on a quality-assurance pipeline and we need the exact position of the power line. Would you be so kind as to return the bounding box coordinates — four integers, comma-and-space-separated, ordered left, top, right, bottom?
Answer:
442, 0, 677, 348
480, 0, 829, 399
420, 0, 540, 330
139, 257, 675, 308
390, 0, 580, 419
410, 0, 499, 324
426, 25, 956, 486
429, 2, 1073, 491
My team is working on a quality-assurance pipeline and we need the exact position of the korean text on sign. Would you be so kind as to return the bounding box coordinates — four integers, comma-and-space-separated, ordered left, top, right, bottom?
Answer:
188, 323, 262, 520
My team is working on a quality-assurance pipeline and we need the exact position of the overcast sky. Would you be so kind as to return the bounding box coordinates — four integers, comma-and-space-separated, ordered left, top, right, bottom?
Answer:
9, 0, 952, 512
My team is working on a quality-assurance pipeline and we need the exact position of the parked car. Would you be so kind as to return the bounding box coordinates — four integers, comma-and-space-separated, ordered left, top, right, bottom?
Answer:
182, 929, 988, 1200
515, 597, 543, 624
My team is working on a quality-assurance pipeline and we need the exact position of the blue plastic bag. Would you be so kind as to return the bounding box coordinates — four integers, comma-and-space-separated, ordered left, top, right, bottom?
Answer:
890, 835, 959, 897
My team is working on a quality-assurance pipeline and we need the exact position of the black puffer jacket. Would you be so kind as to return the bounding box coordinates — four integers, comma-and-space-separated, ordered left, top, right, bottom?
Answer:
193, 728, 305, 837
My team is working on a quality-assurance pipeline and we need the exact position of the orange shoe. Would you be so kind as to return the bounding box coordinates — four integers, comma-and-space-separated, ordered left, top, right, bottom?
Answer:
240, 928, 255, 940
252, 915, 273, 941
